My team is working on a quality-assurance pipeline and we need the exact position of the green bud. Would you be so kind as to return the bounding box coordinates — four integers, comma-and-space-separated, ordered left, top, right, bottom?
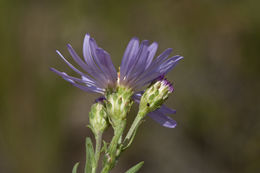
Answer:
105, 86, 133, 127
89, 101, 108, 136
139, 78, 174, 116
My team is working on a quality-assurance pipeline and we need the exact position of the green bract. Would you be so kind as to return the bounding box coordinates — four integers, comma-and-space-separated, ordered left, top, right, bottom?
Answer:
105, 86, 133, 128
89, 102, 108, 136
139, 80, 173, 117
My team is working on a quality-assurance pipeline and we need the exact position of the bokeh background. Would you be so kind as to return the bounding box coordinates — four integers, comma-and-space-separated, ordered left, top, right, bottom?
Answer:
0, 0, 259, 173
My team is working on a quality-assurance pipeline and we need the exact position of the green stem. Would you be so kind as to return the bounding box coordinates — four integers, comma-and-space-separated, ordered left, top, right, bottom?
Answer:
124, 111, 146, 148
101, 120, 126, 173
92, 132, 102, 173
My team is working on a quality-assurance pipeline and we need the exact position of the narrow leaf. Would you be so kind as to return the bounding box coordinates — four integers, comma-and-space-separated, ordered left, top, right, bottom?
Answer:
85, 137, 95, 173
101, 140, 108, 153
123, 127, 138, 150
125, 161, 144, 173
72, 162, 80, 173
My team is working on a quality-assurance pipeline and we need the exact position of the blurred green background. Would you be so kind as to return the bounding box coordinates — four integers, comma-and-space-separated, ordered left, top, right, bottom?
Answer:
0, 0, 259, 172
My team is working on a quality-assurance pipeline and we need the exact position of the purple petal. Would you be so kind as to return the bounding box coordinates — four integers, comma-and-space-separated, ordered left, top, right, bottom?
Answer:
83, 35, 104, 75
50, 68, 94, 85
154, 48, 173, 64
126, 40, 149, 80
55, 50, 106, 87
67, 44, 89, 73
136, 55, 183, 87
145, 42, 158, 69
67, 44, 102, 80
147, 48, 172, 72
88, 37, 118, 86
160, 105, 176, 114
132, 91, 144, 102
50, 68, 104, 93
70, 82, 104, 93
95, 48, 118, 84
159, 56, 184, 74
66, 44, 106, 88
131, 49, 175, 89
141, 48, 172, 76
56, 50, 85, 77
82, 35, 106, 77
82, 34, 115, 88
125, 41, 151, 88
83, 34, 93, 64
89, 39, 113, 81
133, 71, 161, 90
120, 37, 140, 80
95, 96, 106, 103
148, 110, 177, 128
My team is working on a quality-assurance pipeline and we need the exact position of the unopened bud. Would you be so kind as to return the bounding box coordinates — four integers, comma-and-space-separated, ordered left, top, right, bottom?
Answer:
106, 86, 133, 127
89, 99, 108, 135
139, 77, 174, 116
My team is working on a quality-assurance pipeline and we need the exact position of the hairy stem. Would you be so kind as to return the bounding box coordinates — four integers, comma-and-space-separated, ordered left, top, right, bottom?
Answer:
101, 120, 126, 173
92, 132, 103, 173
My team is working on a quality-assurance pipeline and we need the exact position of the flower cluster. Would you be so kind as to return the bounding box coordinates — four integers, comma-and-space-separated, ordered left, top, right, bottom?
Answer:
51, 34, 183, 128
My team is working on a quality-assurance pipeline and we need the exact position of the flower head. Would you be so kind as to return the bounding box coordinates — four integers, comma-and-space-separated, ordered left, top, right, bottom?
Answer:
51, 34, 182, 128
139, 76, 174, 114
89, 99, 108, 136
133, 90, 177, 128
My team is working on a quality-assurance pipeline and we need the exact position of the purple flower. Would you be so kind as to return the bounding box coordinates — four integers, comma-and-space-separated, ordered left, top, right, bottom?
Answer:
51, 34, 183, 128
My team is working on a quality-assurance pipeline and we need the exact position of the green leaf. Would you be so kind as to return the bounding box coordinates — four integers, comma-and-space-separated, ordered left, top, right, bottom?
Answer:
85, 137, 95, 173
123, 124, 139, 150
72, 162, 80, 173
125, 161, 144, 173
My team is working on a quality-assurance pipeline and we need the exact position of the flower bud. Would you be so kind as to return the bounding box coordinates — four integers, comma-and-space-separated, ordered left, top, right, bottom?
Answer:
139, 77, 174, 116
89, 99, 108, 136
106, 86, 133, 127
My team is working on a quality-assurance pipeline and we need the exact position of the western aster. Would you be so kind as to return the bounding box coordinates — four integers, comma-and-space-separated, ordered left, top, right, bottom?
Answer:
51, 34, 183, 128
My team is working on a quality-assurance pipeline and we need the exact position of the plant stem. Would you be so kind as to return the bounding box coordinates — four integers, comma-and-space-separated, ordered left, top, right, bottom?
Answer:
101, 120, 126, 173
124, 111, 146, 147
92, 132, 103, 173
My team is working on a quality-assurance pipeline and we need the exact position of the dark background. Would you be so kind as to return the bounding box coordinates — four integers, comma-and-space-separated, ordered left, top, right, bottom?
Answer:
0, 0, 259, 172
